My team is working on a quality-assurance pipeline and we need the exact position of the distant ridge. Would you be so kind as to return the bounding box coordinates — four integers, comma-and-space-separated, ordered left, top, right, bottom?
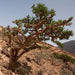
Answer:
58, 40, 75, 55
39, 42, 75, 58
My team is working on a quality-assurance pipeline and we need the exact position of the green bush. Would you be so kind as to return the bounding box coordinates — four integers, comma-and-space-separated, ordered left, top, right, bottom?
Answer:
54, 53, 75, 63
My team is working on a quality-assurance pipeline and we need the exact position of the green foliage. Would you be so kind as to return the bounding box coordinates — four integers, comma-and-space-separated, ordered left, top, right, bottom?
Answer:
55, 41, 64, 48
11, 27, 18, 36
59, 30, 73, 40
57, 20, 63, 24
12, 27, 18, 29
13, 3, 73, 48
31, 3, 50, 17
50, 9, 56, 16
57, 26, 64, 31
54, 53, 75, 63
62, 30, 73, 36
44, 37, 50, 41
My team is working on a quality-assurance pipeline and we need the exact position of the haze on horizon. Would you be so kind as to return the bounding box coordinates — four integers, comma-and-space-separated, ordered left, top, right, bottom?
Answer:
0, 0, 75, 46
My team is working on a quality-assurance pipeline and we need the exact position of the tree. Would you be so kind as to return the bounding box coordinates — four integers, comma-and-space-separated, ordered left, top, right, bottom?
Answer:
1, 3, 73, 71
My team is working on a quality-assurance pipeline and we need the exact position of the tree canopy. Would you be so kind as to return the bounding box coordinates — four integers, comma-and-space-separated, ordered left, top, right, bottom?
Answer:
12, 3, 73, 47
1, 3, 73, 71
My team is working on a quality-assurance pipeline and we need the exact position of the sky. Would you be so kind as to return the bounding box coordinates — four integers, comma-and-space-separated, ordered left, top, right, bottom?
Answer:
0, 0, 75, 46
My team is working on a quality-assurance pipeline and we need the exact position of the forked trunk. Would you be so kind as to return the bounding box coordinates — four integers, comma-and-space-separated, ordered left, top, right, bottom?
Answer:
9, 48, 18, 71
9, 57, 17, 71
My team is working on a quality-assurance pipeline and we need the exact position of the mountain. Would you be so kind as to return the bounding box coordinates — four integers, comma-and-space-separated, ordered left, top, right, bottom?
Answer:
58, 40, 75, 55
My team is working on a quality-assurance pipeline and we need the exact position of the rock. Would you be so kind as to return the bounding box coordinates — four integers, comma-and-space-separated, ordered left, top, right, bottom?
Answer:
38, 70, 43, 75
0, 70, 3, 75
53, 69, 59, 74
26, 57, 31, 62
66, 62, 75, 72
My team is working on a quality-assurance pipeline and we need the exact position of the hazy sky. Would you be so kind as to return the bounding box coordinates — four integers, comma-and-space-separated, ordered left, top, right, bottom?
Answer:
0, 0, 75, 46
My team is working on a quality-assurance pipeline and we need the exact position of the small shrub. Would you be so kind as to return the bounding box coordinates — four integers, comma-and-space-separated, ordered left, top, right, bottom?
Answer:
54, 53, 75, 63
17, 66, 31, 75
35, 52, 50, 60
34, 52, 50, 65
60, 69, 72, 75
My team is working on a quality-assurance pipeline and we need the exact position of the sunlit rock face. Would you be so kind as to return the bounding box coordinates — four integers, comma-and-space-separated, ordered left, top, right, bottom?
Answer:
0, 26, 3, 31
58, 40, 75, 55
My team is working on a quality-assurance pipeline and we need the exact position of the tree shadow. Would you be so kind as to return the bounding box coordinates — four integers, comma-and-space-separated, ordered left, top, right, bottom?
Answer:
15, 62, 32, 75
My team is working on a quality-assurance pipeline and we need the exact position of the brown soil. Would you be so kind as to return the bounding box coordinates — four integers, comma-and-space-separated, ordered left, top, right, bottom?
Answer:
0, 40, 75, 75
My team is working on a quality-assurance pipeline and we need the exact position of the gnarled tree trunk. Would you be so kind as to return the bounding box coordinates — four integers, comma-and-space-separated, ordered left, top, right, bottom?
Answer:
9, 48, 18, 71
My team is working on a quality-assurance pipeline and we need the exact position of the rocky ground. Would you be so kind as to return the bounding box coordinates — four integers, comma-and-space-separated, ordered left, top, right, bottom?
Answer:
0, 40, 75, 75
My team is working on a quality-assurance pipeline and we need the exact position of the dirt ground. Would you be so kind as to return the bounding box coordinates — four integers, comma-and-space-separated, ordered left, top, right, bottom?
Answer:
0, 39, 75, 75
